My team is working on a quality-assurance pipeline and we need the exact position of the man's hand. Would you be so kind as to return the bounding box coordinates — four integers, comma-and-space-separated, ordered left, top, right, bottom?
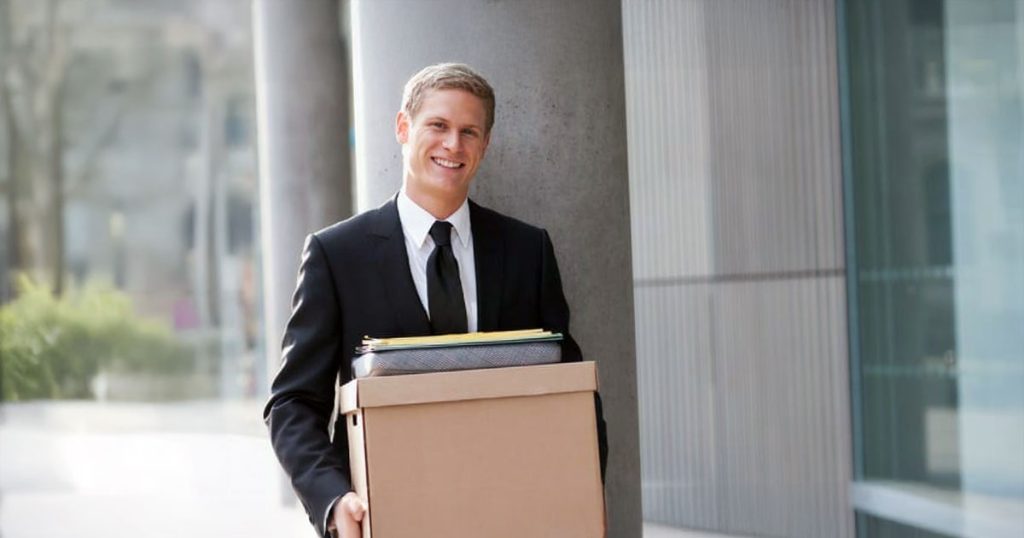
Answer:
329, 492, 367, 538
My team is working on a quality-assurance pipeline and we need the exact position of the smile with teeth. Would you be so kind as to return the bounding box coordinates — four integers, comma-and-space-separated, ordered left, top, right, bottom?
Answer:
432, 157, 464, 169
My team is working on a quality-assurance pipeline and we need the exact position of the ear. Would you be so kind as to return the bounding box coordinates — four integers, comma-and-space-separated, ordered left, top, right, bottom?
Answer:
481, 131, 491, 156
395, 111, 409, 144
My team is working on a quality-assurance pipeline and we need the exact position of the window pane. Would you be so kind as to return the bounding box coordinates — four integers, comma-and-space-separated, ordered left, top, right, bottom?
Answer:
845, 0, 1024, 534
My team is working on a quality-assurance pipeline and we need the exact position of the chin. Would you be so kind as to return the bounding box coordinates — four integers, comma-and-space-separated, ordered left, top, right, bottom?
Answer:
427, 175, 469, 192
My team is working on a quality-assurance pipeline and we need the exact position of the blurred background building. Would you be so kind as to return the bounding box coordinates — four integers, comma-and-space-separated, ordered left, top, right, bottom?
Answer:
0, 1, 1021, 537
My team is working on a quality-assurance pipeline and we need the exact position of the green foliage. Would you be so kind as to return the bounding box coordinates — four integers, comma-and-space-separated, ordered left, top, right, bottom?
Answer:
1, 276, 195, 401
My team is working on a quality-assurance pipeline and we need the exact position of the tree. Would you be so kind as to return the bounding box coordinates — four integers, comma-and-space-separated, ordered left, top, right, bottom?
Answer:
1, 0, 68, 295
1, 0, 150, 297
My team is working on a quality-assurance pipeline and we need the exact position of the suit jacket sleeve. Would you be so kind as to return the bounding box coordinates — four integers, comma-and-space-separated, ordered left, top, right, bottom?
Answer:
264, 234, 351, 538
539, 229, 583, 362
538, 229, 608, 480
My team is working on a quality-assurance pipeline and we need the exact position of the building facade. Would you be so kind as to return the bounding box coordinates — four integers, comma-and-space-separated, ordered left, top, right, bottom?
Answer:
3, 1, 1017, 537
625, 1, 1023, 536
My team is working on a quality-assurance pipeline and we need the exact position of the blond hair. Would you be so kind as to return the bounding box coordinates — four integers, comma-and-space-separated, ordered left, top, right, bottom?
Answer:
401, 63, 496, 133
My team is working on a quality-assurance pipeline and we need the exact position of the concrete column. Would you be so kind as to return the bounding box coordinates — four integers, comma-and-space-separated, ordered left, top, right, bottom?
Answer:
253, 0, 352, 393
352, 1, 640, 535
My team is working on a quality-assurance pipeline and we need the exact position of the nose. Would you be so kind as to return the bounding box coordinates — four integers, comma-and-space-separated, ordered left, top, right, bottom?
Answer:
442, 130, 461, 152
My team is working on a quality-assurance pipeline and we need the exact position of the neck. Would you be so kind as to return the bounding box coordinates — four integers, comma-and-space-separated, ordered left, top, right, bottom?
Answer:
404, 187, 466, 221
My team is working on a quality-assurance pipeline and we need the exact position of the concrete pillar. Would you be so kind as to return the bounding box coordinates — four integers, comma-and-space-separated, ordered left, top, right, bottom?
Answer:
352, 1, 641, 535
253, 0, 352, 394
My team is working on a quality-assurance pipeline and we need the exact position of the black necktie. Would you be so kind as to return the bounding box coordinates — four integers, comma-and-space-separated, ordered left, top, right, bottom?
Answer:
427, 221, 468, 335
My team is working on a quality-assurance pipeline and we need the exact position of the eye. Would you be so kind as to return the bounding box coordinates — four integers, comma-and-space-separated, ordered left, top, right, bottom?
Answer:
429, 121, 445, 129
461, 129, 478, 137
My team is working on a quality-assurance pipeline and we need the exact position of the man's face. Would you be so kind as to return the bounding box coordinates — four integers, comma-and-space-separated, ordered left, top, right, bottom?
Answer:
396, 88, 490, 209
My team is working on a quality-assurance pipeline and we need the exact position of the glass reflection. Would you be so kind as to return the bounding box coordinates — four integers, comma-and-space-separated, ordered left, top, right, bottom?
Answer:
845, 0, 1024, 535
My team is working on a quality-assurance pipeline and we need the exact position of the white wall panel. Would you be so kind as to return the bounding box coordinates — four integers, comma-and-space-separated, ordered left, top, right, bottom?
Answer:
625, 0, 853, 536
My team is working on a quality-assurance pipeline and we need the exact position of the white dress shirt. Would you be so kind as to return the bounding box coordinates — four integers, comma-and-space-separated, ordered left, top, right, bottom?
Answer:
396, 188, 478, 332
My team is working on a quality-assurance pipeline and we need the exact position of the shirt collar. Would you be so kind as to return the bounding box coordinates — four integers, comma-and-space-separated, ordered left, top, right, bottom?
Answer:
397, 188, 472, 249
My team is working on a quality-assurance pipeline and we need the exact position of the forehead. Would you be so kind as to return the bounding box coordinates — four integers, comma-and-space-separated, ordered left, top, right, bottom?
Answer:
414, 88, 486, 126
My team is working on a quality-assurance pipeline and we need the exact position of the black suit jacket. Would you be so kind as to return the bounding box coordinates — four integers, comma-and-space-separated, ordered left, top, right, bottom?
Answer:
264, 196, 605, 537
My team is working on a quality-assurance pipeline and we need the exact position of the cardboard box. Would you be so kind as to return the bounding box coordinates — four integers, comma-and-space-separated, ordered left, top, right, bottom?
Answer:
339, 362, 605, 538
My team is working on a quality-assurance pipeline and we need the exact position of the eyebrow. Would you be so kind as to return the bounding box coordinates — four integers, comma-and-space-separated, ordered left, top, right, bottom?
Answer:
423, 116, 482, 131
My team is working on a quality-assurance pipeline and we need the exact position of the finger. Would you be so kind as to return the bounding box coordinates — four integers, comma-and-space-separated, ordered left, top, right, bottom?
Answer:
344, 496, 366, 521
341, 516, 361, 538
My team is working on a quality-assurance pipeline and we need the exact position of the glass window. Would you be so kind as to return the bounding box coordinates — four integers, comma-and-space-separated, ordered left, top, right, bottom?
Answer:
843, 0, 1024, 535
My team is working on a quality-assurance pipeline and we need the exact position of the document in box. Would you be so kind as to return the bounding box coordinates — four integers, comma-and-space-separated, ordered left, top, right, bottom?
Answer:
353, 328, 564, 377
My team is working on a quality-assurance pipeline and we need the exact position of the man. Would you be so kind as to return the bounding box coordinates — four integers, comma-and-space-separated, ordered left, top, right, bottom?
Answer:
265, 63, 605, 538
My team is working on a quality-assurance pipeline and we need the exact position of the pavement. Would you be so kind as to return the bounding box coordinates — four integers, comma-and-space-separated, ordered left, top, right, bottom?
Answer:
0, 400, 735, 538
0, 400, 312, 538
644, 523, 744, 537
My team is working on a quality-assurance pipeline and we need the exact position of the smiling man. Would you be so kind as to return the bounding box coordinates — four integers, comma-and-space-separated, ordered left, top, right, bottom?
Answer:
264, 63, 604, 538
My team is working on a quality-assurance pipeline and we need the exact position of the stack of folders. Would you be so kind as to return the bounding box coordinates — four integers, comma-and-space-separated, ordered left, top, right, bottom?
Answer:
352, 329, 563, 378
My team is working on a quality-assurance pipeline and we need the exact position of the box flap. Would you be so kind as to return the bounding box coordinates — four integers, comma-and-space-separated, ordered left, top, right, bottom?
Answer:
339, 361, 596, 413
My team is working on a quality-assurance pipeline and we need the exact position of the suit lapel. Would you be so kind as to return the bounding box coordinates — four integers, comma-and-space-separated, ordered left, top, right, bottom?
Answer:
470, 200, 504, 332
369, 196, 431, 336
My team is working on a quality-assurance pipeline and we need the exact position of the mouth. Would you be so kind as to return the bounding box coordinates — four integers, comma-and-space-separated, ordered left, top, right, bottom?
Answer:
431, 157, 465, 169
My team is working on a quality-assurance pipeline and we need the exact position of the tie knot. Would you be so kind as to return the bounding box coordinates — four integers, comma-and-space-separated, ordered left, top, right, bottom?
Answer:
429, 221, 453, 247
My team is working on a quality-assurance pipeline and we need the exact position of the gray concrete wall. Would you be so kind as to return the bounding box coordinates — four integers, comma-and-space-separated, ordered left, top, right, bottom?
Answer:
624, 0, 854, 536
351, 0, 642, 536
